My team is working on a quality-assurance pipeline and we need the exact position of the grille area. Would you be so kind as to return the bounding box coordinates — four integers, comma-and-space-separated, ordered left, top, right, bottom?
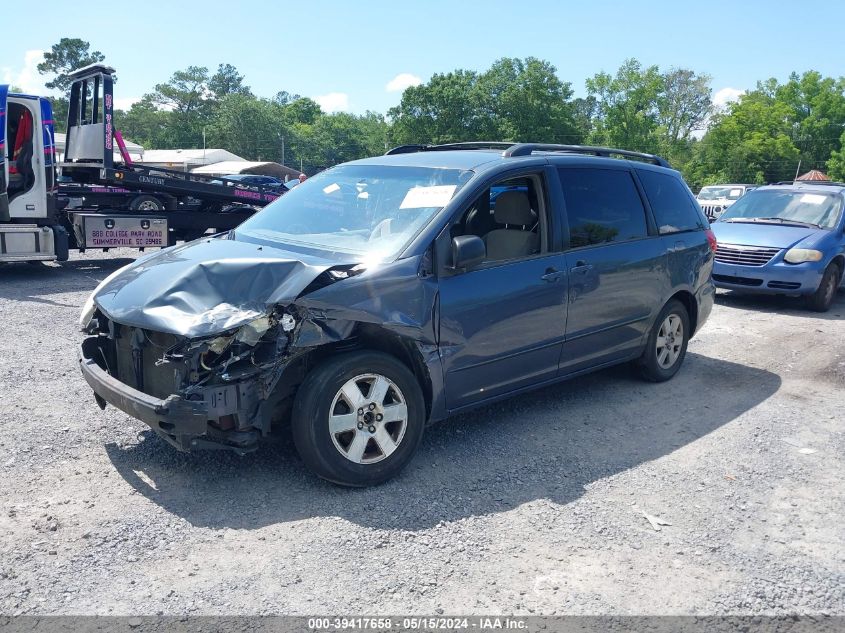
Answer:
714, 244, 780, 267
768, 280, 802, 290
713, 274, 764, 287
111, 323, 183, 399
700, 204, 724, 219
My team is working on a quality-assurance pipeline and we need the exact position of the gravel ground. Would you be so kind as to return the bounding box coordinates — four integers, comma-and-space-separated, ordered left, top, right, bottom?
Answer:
0, 249, 843, 616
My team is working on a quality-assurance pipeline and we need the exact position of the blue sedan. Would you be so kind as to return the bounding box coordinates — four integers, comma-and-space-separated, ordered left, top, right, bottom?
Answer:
711, 182, 845, 311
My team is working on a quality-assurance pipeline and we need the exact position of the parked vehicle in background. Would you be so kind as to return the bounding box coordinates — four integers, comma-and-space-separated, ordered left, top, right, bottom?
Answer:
697, 184, 757, 221
711, 181, 845, 311
0, 65, 283, 263
222, 174, 289, 193
79, 142, 715, 486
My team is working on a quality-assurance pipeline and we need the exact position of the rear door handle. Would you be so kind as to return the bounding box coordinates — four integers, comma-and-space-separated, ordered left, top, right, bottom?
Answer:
541, 267, 563, 282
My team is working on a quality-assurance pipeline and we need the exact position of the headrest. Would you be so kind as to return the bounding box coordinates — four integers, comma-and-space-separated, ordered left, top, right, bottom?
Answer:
494, 191, 535, 225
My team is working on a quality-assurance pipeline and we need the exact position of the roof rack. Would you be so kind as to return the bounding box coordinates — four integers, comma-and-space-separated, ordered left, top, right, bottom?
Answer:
774, 180, 845, 186
385, 141, 671, 167
503, 143, 670, 167
385, 142, 515, 155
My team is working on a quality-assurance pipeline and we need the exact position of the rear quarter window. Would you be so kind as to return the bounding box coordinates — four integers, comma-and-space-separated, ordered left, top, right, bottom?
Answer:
638, 170, 705, 234
558, 167, 648, 248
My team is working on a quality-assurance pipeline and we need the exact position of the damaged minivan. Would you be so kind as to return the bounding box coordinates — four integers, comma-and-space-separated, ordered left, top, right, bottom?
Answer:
79, 143, 715, 486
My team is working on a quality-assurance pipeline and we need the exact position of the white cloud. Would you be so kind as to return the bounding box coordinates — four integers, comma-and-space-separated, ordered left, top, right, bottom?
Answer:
385, 73, 422, 93
314, 92, 350, 113
1, 50, 48, 94
713, 87, 744, 107
114, 96, 141, 111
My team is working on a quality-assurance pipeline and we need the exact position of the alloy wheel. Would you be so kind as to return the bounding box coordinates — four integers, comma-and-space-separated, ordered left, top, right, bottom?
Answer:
328, 373, 408, 464
656, 314, 684, 369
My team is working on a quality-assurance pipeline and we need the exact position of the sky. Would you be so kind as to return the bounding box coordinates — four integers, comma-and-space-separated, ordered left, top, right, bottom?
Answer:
2, 0, 843, 115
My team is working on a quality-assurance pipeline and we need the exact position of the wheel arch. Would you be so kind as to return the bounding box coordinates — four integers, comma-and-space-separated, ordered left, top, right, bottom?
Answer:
271, 323, 435, 424
667, 289, 698, 336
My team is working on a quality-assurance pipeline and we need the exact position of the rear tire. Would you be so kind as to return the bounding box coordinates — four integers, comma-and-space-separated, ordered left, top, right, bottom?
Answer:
637, 299, 690, 383
805, 263, 840, 312
128, 195, 164, 212
291, 351, 426, 487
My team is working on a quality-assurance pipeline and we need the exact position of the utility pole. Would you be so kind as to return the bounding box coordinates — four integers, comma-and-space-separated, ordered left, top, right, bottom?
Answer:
281, 137, 285, 166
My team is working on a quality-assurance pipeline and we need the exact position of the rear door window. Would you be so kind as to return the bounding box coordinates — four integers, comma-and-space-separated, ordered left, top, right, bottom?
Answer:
558, 167, 648, 248
637, 169, 705, 234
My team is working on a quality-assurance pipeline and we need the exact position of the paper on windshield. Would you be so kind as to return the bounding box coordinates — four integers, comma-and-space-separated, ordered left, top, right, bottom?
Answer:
729, 188, 743, 197
400, 185, 457, 209
800, 194, 827, 205
323, 183, 341, 194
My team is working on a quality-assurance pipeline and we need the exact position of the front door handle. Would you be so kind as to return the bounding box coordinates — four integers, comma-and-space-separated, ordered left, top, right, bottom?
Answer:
541, 267, 563, 282
570, 260, 594, 274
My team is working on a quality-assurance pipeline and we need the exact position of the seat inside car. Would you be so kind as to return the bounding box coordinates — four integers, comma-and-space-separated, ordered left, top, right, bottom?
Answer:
483, 190, 539, 260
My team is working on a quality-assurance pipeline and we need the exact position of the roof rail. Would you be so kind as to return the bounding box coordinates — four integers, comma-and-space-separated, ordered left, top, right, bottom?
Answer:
385, 141, 672, 167
386, 141, 515, 155
774, 180, 845, 186
503, 143, 671, 167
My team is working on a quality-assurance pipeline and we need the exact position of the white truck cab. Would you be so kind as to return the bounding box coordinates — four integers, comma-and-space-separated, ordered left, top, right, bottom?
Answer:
0, 85, 63, 262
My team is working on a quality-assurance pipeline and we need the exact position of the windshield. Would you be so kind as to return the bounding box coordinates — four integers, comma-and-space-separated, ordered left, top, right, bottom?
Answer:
718, 189, 842, 229
698, 186, 745, 201
236, 164, 471, 259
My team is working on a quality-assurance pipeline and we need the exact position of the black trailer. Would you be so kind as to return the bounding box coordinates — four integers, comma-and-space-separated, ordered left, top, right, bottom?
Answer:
58, 64, 284, 249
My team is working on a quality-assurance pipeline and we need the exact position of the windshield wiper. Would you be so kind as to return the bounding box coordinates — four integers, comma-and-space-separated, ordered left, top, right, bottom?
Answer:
723, 217, 820, 228
754, 217, 821, 228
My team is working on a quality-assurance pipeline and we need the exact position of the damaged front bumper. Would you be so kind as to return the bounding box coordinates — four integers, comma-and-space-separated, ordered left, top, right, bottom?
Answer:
78, 337, 263, 454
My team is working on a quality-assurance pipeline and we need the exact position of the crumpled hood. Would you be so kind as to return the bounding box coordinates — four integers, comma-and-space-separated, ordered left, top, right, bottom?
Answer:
712, 222, 822, 249
93, 237, 335, 337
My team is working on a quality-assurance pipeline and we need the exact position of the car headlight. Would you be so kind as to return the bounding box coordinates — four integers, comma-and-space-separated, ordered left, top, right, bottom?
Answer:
78, 263, 132, 331
784, 248, 823, 264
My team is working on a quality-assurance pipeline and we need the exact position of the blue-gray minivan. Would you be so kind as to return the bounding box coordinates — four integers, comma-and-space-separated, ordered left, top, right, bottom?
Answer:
79, 143, 716, 486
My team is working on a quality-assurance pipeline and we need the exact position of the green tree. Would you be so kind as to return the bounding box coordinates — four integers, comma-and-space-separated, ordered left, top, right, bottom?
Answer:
475, 57, 580, 143
208, 63, 252, 100
775, 71, 845, 171
688, 90, 801, 185
36, 38, 106, 94
37, 38, 110, 132
148, 66, 210, 114
116, 99, 173, 148
389, 57, 581, 146
571, 96, 598, 142
282, 98, 323, 126
389, 69, 483, 145
273, 91, 302, 105
586, 58, 664, 153
291, 112, 388, 174
657, 68, 712, 145
827, 131, 845, 181
207, 94, 287, 160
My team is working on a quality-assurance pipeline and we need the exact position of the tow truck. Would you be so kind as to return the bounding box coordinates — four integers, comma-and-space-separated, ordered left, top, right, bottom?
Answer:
0, 64, 284, 263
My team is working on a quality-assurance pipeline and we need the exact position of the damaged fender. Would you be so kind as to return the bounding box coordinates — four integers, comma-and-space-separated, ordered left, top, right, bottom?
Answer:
80, 233, 449, 451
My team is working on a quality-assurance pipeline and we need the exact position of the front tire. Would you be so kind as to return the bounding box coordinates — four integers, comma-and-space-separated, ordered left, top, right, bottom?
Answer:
637, 299, 690, 382
291, 351, 426, 487
805, 263, 840, 312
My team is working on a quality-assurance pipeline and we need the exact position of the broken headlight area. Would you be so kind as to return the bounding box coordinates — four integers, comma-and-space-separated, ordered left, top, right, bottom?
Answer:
158, 309, 298, 387
80, 307, 302, 451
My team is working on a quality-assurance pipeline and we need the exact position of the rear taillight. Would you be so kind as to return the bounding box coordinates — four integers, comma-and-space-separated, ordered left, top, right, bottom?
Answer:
705, 229, 717, 253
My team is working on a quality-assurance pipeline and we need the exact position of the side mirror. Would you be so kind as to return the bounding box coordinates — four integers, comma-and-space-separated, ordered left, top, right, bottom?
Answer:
451, 235, 486, 270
